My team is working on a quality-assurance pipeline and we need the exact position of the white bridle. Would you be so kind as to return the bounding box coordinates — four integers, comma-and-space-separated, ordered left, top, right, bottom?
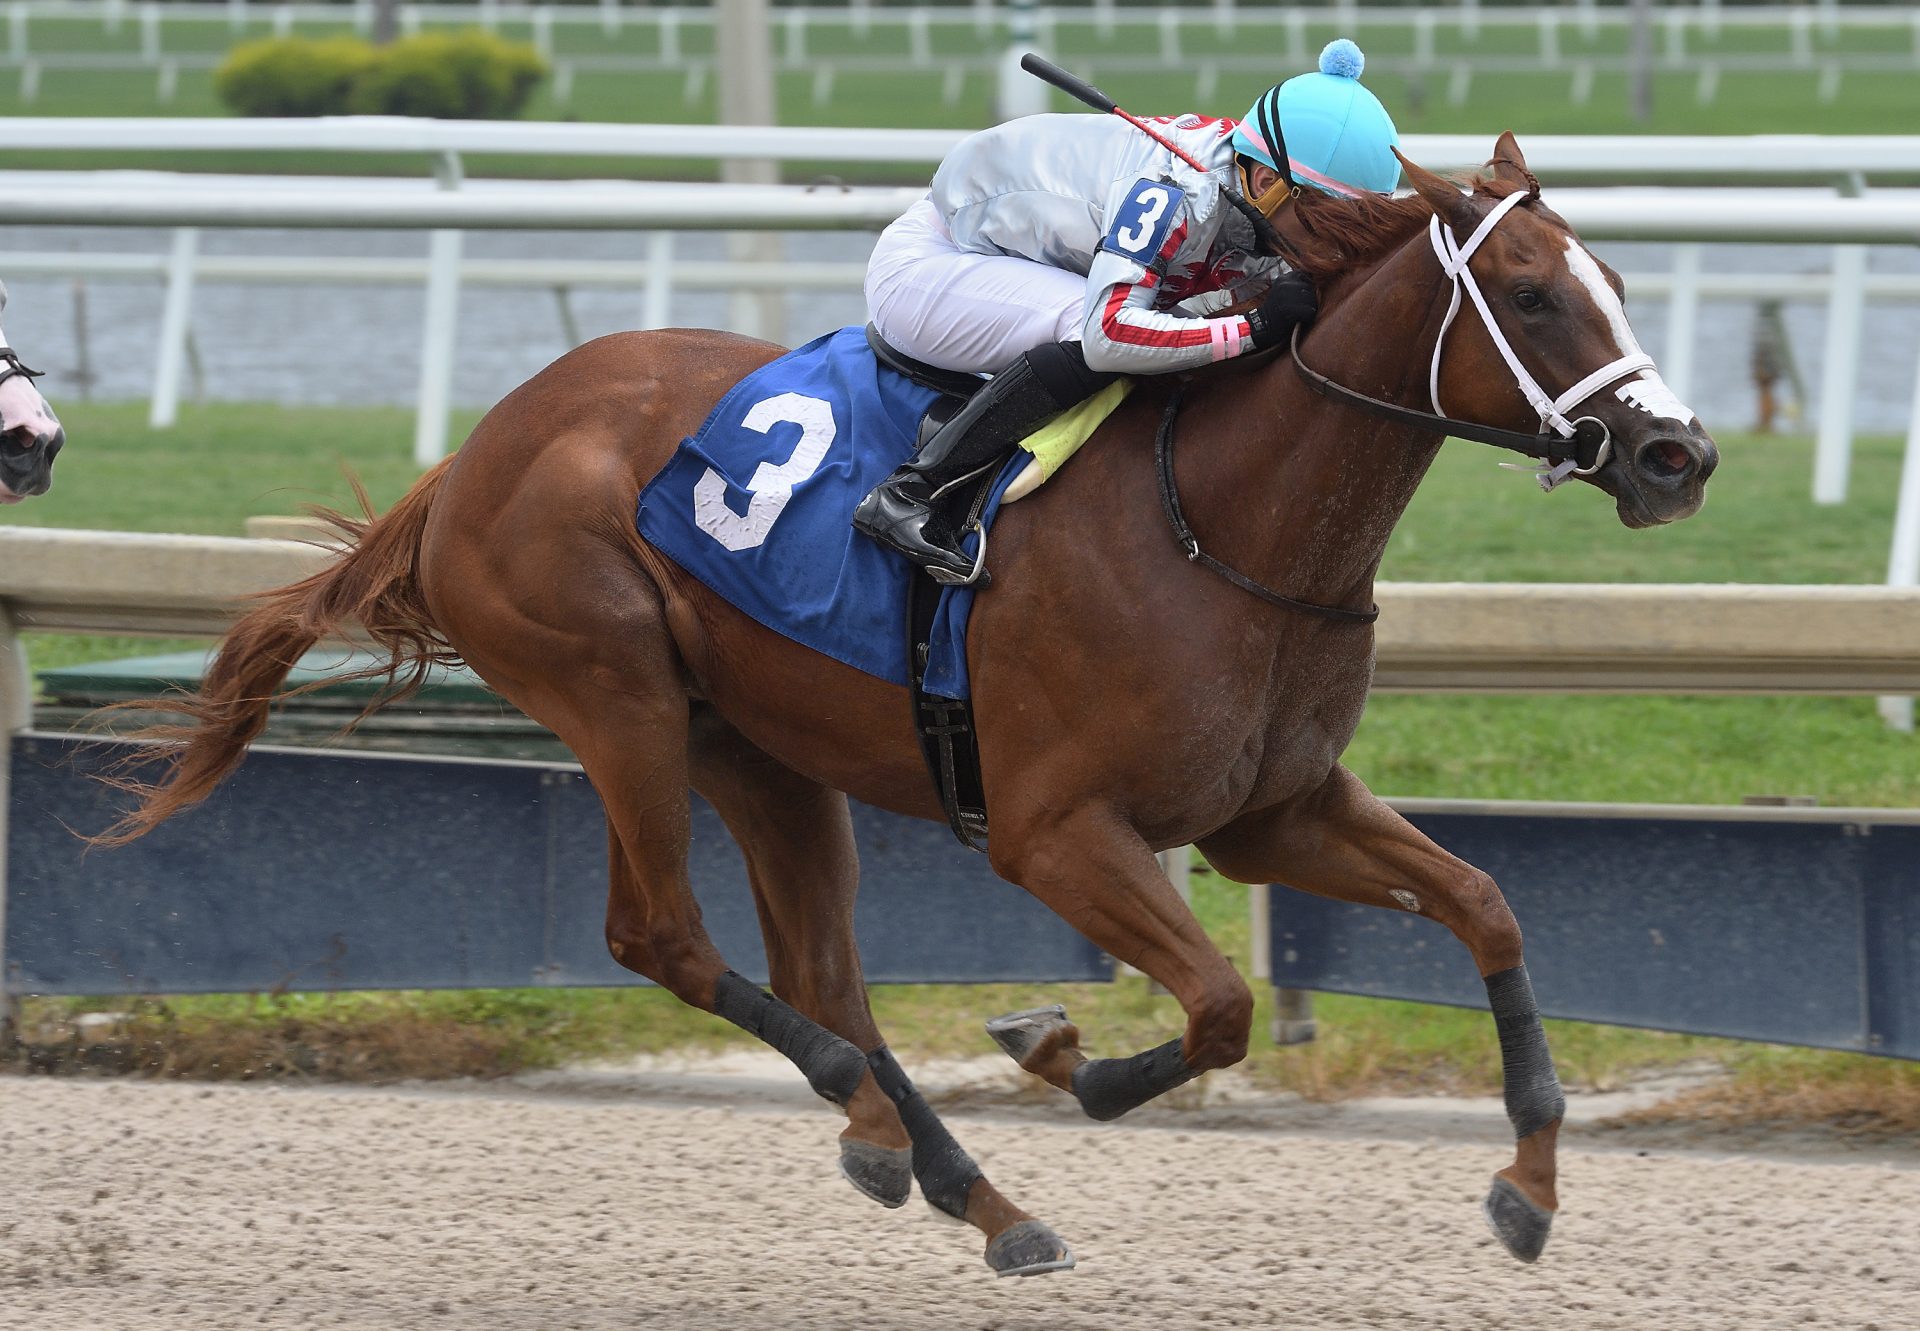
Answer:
1426, 190, 1655, 490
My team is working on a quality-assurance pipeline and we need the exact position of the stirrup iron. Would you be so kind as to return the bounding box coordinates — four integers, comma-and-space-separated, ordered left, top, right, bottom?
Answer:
926, 518, 989, 587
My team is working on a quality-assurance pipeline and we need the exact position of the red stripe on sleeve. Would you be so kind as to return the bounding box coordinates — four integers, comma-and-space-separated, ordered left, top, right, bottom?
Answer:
1099, 283, 1216, 350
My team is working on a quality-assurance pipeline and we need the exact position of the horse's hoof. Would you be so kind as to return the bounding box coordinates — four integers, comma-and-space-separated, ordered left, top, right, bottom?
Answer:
838, 1139, 911, 1209
985, 1219, 1077, 1278
984, 1005, 1071, 1064
1482, 1174, 1555, 1263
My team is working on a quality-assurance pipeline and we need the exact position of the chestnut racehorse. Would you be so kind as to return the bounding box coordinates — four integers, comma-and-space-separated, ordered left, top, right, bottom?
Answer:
100, 138, 1716, 1275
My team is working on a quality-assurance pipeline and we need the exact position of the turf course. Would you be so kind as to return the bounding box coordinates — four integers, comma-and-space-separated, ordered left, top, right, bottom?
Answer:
5, 401, 1915, 1117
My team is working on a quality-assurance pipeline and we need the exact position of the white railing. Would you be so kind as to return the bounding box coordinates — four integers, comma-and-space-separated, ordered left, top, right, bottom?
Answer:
10, 117, 1920, 180
13, 175, 1920, 239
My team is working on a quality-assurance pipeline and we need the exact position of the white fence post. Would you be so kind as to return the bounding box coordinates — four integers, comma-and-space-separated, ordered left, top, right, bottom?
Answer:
1879, 347, 1920, 731
148, 226, 198, 429
1664, 243, 1701, 407
413, 153, 465, 468
642, 231, 675, 329
1815, 176, 1869, 505
998, 0, 1046, 120
717, 0, 782, 344
1815, 244, 1867, 504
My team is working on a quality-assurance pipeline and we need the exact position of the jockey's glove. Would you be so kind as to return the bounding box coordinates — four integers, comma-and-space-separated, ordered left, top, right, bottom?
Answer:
1245, 272, 1320, 350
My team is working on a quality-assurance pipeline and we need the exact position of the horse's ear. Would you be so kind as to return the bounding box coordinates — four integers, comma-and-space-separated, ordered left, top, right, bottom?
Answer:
1394, 148, 1474, 228
1487, 131, 1540, 197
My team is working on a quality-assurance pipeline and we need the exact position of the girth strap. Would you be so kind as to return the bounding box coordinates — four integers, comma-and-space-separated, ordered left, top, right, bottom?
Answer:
1154, 389, 1380, 626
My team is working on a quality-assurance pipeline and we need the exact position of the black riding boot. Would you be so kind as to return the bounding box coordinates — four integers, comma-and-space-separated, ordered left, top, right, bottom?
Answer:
853, 340, 1116, 583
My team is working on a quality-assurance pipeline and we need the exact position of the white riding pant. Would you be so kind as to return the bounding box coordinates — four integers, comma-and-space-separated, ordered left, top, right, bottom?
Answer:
865, 197, 1088, 374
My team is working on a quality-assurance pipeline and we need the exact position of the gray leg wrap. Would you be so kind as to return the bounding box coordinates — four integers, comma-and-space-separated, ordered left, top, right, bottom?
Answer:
1069, 1037, 1197, 1122
866, 1045, 982, 1220
1485, 965, 1565, 1140
711, 971, 866, 1107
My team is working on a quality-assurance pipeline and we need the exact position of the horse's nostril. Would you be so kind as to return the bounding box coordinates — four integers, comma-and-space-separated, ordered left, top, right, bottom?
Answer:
42, 427, 64, 461
1635, 438, 1696, 483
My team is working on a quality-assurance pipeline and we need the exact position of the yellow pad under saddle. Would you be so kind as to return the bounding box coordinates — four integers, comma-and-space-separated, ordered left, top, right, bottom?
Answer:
1002, 378, 1135, 504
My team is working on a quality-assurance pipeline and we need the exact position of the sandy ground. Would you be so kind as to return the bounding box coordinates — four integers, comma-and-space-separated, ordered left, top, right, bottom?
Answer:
3, 1067, 1917, 1331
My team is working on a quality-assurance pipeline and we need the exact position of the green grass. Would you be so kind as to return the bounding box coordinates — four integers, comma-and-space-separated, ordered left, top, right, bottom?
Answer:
5, 400, 1913, 1109
1, 15, 1916, 179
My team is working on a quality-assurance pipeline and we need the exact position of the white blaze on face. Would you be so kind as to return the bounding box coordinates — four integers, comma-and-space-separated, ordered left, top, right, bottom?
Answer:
1559, 236, 1698, 426
0, 320, 61, 445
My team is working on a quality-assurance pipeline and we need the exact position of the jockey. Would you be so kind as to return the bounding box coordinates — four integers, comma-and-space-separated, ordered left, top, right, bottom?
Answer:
854, 39, 1402, 583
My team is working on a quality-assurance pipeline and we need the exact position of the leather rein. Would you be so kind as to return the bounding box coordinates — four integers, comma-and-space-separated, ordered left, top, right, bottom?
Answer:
1157, 188, 1651, 626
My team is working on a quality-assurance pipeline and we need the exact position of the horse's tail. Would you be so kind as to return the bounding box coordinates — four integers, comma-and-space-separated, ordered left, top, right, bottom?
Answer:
90, 461, 458, 847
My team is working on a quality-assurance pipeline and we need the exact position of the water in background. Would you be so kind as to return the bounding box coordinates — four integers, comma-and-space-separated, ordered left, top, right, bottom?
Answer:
3, 225, 1917, 436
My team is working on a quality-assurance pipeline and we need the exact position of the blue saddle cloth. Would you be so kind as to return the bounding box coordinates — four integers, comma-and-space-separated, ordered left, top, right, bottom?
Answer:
635, 326, 1016, 699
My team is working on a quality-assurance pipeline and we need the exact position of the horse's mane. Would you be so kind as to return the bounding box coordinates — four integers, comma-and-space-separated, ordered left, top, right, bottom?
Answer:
1284, 175, 1532, 282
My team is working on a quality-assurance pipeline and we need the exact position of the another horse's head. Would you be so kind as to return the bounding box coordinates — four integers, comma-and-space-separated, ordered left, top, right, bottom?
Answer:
0, 278, 64, 503
1402, 135, 1717, 527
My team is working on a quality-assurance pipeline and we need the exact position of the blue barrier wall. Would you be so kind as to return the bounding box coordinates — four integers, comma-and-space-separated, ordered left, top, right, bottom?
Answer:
5, 734, 1112, 995
1268, 804, 1920, 1060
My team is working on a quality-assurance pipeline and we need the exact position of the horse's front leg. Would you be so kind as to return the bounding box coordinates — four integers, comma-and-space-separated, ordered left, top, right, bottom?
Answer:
1198, 763, 1565, 1264
985, 802, 1255, 1118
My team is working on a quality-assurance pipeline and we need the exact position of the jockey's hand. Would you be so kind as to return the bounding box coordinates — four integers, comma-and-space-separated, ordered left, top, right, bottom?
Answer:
1246, 273, 1320, 350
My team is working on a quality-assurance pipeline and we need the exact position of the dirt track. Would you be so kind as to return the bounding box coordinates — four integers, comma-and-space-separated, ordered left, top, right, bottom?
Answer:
3, 1075, 1917, 1331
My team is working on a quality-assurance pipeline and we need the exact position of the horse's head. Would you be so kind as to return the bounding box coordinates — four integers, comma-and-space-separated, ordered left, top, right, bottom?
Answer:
1396, 135, 1718, 529
0, 278, 64, 503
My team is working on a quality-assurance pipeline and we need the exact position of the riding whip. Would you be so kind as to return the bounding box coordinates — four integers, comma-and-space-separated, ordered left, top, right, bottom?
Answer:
1017, 53, 1297, 263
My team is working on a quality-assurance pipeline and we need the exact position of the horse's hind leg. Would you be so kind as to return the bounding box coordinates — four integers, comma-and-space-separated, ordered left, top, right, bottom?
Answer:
1198, 764, 1564, 1264
687, 709, 909, 1204
582, 697, 871, 1109
441, 538, 870, 1109
688, 710, 1075, 1277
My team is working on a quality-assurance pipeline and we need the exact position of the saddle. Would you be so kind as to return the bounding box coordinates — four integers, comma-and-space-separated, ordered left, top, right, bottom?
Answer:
864, 325, 993, 853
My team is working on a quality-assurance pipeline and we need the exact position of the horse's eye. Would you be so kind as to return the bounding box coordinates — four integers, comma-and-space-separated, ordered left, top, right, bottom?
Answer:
1514, 288, 1544, 312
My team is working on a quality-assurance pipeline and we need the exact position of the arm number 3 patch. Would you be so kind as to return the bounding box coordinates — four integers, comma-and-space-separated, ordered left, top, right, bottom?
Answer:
1101, 178, 1186, 261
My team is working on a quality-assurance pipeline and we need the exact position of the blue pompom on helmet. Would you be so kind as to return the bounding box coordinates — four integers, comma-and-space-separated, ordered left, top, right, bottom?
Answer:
1231, 39, 1402, 205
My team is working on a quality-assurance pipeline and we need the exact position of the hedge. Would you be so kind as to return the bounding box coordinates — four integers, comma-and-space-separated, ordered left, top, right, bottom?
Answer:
216, 30, 547, 120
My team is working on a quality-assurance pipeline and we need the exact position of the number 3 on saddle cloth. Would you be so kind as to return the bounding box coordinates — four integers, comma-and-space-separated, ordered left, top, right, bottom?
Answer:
635, 325, 1128, 849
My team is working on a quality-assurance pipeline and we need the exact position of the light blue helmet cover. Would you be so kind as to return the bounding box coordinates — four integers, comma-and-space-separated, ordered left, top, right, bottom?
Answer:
1231, 39, 1401, 198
